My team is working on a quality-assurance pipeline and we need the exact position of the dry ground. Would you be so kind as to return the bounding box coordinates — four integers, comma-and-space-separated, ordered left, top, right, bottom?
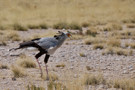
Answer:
0, 24, 135, 89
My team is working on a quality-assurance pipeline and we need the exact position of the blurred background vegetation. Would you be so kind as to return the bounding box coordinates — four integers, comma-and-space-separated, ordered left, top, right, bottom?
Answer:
0, 0, 135, 30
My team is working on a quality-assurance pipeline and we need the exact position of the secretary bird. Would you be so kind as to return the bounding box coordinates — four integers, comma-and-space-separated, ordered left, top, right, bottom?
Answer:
10, 31, 71, 79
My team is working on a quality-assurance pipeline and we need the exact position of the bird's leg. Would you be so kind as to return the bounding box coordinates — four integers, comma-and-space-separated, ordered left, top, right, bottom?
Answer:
44, 54, 50, 80
45, 63, 49, 79
35, 52, 44, 77
36, 58, 43, 77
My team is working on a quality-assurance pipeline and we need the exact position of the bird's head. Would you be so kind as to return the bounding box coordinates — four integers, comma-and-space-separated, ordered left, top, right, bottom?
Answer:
65, 31, 72, 38
57, 31, 72, 38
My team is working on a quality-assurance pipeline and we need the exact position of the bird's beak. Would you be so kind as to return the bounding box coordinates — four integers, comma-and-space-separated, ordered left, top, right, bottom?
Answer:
67, 33, 72, 38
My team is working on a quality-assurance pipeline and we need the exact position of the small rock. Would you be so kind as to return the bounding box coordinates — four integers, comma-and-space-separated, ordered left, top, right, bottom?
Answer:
122, 70, 129, 74
74, 74, 77, 78
12, 77, 16, 81
132, 70, 135, 73
69, 66, 73, 69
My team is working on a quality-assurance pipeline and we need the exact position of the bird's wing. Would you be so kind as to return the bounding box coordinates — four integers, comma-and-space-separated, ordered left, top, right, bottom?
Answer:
34, 37, 58, 50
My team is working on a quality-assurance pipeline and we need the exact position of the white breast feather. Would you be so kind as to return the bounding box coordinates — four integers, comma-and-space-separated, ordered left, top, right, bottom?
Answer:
48, 46, 58, 55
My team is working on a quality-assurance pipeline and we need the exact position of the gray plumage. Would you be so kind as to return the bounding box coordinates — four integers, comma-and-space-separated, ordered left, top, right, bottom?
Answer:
10, 31, 71, 78
34, 33, 68, 54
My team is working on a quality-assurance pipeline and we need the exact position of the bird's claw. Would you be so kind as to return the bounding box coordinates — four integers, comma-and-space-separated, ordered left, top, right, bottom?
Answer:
46, 76, 49, 81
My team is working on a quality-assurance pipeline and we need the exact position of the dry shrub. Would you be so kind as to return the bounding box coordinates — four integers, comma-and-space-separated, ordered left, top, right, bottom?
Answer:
42, 72, 58, 81
83, 73, 106, 85
11, 65, 27, 78
103, 23, 122, 31
16, 55, 36, 68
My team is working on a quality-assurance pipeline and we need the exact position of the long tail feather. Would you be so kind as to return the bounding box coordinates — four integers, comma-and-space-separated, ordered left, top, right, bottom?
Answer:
9, 47, 20, 51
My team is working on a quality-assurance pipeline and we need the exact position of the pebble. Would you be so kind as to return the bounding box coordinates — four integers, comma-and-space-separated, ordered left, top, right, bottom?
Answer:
122, 70, 129, 74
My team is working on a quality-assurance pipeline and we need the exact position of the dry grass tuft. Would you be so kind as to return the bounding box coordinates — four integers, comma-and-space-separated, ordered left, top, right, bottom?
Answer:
93, 44, 104, 50
27, 84, 45, 90
103, 23, 122, 31
107, 38, 121, 47
13, 23, 28, 31
71, 34, 84, 40
82, 22, 90, 27
6, 31, 21, 41
53, 22, 81, 30
31, 30, 56, 39
83, 73, 106, 85
85, 27, 98, 37
42, 72, 58, 81
126, 43, 135, 49
81, 22, 90, 27
53, 22, 69, 29
0, 64, 8, 69
84, 37, 106, 45
47, 81, 66, 90
0, 39, 7, 46
11, 65, 27, 78
113, 79, 135, 90
16, 56, 36, 68
69, 22, 82, 30
102, 47, 133, 56
56, 64, 65, 68
127, 24, 135, 28
79, 53, 86, 57
28, 23, 48, 29
0, 30, 20, 41
86, 66, 92, 71
120, 30, 132, 39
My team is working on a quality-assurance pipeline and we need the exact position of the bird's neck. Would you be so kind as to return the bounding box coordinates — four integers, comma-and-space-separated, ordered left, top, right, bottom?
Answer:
57, 36, 67, 47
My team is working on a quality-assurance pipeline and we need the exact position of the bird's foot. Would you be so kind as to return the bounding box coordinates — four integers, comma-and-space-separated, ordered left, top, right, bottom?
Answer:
46, 76, 49, 81
40, 73, 43, 78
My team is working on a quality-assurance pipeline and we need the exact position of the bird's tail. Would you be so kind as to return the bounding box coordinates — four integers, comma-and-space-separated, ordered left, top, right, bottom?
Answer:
9, 47, 20, 51
9, 41, 36, 51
